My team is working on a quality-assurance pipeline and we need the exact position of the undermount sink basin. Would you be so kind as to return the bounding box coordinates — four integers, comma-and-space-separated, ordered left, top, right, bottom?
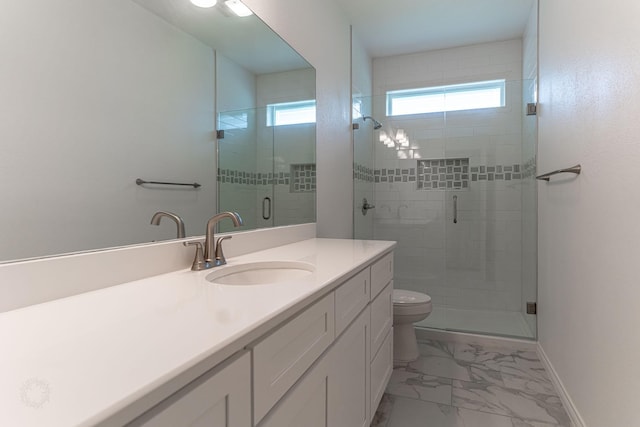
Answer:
205, 261, 315, 285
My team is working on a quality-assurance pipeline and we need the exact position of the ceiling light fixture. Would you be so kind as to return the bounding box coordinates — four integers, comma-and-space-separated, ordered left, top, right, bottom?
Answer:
224, 0, 253, 17
190, 0, 217, 8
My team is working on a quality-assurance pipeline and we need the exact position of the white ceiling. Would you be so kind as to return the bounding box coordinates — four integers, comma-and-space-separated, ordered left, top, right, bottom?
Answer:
335, 0, 535, 58
132, 0, 535, 74
132, 0, 311, 74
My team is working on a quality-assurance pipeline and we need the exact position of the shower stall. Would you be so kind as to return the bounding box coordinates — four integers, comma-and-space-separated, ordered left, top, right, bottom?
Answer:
353, 77, 537, 339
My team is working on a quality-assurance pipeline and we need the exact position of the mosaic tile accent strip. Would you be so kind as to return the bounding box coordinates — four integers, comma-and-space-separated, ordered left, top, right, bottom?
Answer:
468, 163, 527, 183
417, 158, 469, 190
354, 162, 374, 182
371, 158, 538, 190
522, 158, 536, 179
290, 163, 316, 193
217, 168, 261, 185
217, 169, 291, 187
374, 167, 417, 183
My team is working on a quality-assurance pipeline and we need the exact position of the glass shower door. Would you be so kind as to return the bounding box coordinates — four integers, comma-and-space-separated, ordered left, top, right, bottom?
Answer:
441, 79, 536, 339
353, 96, 375, 240
217, 107, 263, 232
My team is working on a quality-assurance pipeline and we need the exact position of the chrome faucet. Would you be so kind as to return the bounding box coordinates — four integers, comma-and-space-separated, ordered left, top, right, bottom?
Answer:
150, 211, 186, 238
204, 211, 243, 267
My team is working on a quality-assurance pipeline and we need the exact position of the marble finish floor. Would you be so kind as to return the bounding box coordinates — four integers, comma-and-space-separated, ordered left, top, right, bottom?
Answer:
371, 339, 571, 427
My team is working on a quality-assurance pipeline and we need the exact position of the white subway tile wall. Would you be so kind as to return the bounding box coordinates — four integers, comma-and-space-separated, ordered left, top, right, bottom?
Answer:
364, 39, 536, 325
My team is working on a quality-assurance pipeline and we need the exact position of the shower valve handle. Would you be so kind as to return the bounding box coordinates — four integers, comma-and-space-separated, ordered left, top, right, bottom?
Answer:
362, 198, 375, 216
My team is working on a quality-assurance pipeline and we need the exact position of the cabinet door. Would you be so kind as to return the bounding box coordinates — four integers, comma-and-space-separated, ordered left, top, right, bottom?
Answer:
370, 282, 393, 362
371, 252, 393, 299
128, 351, 250, 427
259, 356, 329, 427
335, 267, 370, 336
371, 327, 393, 421
252, 293, 334, 423
328, 307, 370, 427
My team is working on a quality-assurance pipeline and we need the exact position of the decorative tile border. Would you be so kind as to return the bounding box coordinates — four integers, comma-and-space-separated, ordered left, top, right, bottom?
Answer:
372, 157, 538, 191
290, 163, 316, 193
418, 158, 469, 190
217, 169, 291, 186
374, 167, 417, 183
217, 168, 261, 185
354, 162, 374, 182
469, 164, 522, 183
219, 157, 536, 193
522, 158, 536, 179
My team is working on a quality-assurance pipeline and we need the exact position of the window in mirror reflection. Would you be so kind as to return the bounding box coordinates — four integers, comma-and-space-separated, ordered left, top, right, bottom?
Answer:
352, 99, 363, 120
267, 100, 316, 126
218, 111, 248, 130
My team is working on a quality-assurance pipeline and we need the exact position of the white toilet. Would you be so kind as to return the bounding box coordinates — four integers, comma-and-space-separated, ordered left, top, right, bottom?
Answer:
392, 289, 432, 365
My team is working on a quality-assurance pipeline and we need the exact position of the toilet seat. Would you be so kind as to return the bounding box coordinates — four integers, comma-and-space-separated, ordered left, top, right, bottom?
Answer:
393, 289, 432, 305
393, 290, 432, 316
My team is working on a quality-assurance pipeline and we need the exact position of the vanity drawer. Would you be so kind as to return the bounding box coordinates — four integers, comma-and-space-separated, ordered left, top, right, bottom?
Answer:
335, 267, 370, 336
371, 252, 393, 299
128, 351, 251, 427
252, 293, 335, 424
370, 281, 392, 361
370, 327, 393, 421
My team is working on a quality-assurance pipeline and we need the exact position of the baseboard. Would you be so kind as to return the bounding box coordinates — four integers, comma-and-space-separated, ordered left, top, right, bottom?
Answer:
536, 343, 587, 427
415, 328, 537, 351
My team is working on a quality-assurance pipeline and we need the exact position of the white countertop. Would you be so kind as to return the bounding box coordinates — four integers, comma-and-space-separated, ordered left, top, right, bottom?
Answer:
0, 238, 395, 427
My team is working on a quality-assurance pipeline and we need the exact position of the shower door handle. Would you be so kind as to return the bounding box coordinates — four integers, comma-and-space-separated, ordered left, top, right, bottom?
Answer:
262, 197, 271, 220
453, 195, 458, 224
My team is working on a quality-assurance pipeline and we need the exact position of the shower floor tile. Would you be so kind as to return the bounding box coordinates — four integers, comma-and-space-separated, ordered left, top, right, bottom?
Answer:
372, 339, 572, 427
417, 306, 535, 338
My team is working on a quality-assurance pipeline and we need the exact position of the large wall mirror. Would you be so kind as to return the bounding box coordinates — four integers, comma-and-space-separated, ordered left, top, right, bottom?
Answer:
0, 0, 316, 263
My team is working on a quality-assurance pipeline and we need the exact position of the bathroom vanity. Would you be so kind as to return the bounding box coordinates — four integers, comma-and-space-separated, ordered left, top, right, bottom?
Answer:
0, 236, 395, 427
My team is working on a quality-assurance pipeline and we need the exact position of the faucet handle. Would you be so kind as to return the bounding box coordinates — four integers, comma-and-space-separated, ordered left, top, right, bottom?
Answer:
183, 241, 207, 271
214, 236, 232, 267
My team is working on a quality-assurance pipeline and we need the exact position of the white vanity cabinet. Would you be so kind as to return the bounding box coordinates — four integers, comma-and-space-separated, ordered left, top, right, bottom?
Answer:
123, 249, 394, 427
252, 293, 335, 423
128, 351, 251, 427
369, 253, 394, 421
328, 306, 371, 427
255, 251, 394, 427
258, 280, 371, 427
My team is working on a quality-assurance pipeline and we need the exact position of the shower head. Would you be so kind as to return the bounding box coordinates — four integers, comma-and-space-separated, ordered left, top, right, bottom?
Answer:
363, 116, 382, 130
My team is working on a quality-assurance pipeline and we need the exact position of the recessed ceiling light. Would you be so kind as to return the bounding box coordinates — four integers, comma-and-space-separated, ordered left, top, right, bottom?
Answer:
224, 0, 253, 17
190, 0, 217, 8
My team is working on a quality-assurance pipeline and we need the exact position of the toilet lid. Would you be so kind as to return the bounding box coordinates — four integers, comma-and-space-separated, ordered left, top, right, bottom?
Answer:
393, 289, 431, 305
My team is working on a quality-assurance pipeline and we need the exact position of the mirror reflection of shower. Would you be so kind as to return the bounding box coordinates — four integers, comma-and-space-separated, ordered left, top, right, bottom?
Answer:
363, 115, 383, 129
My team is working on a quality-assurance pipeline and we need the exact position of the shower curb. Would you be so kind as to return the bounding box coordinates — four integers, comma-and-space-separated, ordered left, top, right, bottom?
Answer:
415, 328, 537, 350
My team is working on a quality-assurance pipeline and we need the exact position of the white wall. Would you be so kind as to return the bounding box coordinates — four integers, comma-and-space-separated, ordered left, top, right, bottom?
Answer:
243, 0, 353, 238
538, 0, 640, 425
0, 0, 217, 261
216, 53, 257, 112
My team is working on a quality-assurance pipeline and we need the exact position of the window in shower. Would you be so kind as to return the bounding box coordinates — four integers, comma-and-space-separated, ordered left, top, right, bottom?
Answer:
266, 100, 316, 126
386, 79, 506, 116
